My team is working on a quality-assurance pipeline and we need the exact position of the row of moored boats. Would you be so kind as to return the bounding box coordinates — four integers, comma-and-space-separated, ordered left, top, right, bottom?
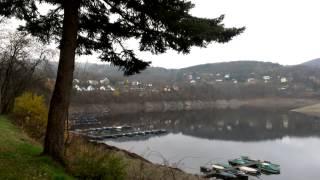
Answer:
200, 156, 280, 179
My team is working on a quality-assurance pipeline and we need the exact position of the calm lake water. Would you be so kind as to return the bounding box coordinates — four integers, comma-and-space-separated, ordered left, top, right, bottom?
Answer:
98, 108, 320, 180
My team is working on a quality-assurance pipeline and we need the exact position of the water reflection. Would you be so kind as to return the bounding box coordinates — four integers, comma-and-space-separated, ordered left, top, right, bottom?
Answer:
98, 108, 320, 142
99, 109, 320, 180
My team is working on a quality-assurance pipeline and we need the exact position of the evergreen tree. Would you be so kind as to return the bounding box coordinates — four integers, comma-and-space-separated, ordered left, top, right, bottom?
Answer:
0, 0, 244, 163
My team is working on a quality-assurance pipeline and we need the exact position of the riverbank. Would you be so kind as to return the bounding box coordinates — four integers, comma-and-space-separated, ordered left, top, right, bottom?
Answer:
0, 116, 201, 180
70, 97, 320, 116
0, 116, 72, 179
75, 137, 203, 180
292, 103, 320, 118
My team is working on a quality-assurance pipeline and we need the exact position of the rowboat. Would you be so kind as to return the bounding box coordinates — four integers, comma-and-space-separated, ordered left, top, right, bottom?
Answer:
212, 164, 225, 170
228, 156, 252, 166
238, 166, 259, 175
216, 163, 247, 177
257, 162, 280, 174
229, 156, 280, 175
241, 157, 280, 174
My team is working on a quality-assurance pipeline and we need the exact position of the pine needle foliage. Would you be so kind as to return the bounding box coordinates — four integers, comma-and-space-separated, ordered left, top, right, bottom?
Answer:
0, 0, 244, 75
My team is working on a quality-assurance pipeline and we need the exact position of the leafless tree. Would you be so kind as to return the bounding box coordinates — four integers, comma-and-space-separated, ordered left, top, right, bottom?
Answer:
0, 32, 49, 114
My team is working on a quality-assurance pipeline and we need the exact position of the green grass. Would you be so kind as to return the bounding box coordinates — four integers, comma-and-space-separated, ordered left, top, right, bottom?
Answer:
0, 116, 73, 180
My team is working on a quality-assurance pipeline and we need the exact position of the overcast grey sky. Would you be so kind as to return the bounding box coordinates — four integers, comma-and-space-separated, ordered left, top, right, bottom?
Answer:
6, 0, 320, 69
129, 0, 320, 68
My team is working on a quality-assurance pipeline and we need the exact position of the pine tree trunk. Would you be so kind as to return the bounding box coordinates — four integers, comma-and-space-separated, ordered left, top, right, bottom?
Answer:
43, 0, 80, 163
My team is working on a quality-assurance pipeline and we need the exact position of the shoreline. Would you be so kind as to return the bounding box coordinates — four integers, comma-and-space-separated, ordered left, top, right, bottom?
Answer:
291, 103, 320, 118
75, 135, 203, 180
70, 97, 320, 116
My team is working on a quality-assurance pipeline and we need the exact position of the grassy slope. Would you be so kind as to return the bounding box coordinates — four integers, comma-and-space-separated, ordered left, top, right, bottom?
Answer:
0, 116, 73, 180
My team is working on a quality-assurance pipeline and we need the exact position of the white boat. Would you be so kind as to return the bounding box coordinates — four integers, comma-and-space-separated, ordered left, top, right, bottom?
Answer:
238, 166, 258, 174
212, 164, 225, 170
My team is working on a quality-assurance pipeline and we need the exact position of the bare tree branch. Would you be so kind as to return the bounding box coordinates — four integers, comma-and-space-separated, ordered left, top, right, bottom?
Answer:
0, 32, 49, 113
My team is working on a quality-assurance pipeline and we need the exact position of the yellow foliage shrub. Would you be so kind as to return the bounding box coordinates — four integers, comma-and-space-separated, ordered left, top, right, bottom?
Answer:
13, 92, 48, 140
113, 89, 121, 96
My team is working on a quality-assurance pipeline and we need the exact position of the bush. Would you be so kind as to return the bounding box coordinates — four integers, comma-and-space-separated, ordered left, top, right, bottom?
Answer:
13, 92, 48, 140
66, 138, 127, 180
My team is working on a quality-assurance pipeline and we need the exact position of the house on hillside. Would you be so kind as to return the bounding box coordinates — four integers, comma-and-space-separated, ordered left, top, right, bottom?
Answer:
73, 79, 80, 84
190, 80, 196, 84
263, 76, 271, 83
107, 85, 115, 91
232, 79, 238, 84
164, 87, 171, 92
279, 86, 288, 91
131, 81, 141, 86
280, 77, 288, 83
247, 78, 256, 84
74, 84, 82, 91
172, 85, 179, 91
100, 77, 110, 85
99, 86, 106, 91
88, 80, 99, 86
87, 85, 95, 91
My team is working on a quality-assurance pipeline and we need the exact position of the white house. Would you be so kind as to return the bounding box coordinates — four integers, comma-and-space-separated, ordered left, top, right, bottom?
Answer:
224, 74, 230, 79
100, 86, 106, 91
107, 85, 115, 91
100, 77, 110, 85
88, 80, 99, 86
280, 77, 288, 83
263, 76, 271, 83
172, 85, 179, 91
74, 84, 82, 91
263, 76, 271, 80
131, 81, 141, 86
247, 78, 256, 84
73, 79, 80, 84
87, 85, 95, 91
164, 87, 171, 92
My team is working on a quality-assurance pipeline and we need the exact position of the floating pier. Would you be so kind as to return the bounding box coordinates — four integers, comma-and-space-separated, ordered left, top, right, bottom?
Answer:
71, 126, 168, 141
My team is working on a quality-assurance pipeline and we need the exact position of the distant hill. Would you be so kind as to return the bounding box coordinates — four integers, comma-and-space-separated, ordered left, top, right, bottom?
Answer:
70, 61, 284, 83
62, 59, 320, 102
301, 58, 320, 68
48, 60, 320, 91
178, 61, 282, 82
181, 61, 281, 73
